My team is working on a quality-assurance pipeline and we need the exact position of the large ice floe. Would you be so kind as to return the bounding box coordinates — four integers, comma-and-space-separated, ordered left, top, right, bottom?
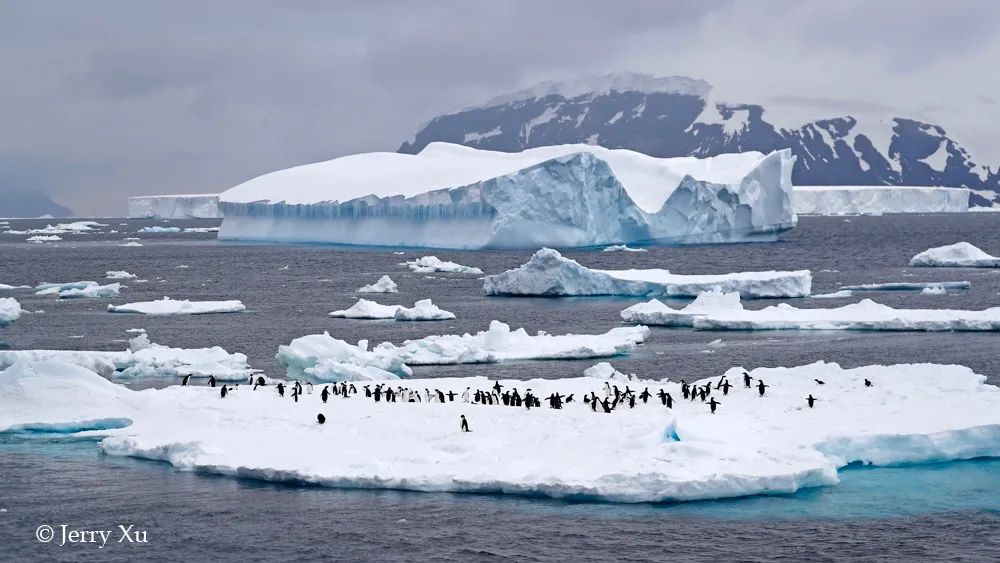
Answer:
483, 248, 811, 298
2, 359, 998, 503
36, 281, 121, 299
108, 297, 246, 315
403, 256, 483, 274
793, 186, 969, 215
217, 142, 796, 249
0, 297, 21, 327
0, 333, 254, 381
3, 221, 107, 236
621, 290, 1000, 331
357, 275, 398, 293
909, 242, 1000, 268
278, 322, 649, 381
330, 299, 455, 321
839, 281, 970, 292
128, 194, 221, 219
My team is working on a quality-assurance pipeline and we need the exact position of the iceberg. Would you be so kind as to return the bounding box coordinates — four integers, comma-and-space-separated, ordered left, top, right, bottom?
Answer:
128, 194, 221, 219
108, 297, 246, 315
35, 281, 121, 299
483, 248, 811, 298
106, 271, 138, 280
276, 332, 413, 382
0, 297, 21, 327
583, 362, 637, 382
217, 142, 796, 249
4, 360, 999, 503
909, 242, 1000, 268
329, 298, 455, 321
357, 275, 398, 293
793, 186, 970, 215
621, 290, 1000, 331
403, 256, 483, 274
138, 226, 182, 233
921, 285, 947, 295
602, 244, 647, 252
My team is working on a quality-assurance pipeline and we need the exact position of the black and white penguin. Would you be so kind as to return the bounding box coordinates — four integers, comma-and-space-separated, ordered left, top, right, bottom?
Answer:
317, 413, 326, 425
277, 382, 285, 397
460, 415, 470, 432
757, 379, 769, 397
806, 394, 817, 408
208, 375, 217, 388
181, 374, 191, 386
220, 385, 228, 399
743, 371, 752, 388
708, 397, 720, 414
864, 379, 873, 387
321, 386, 329, 403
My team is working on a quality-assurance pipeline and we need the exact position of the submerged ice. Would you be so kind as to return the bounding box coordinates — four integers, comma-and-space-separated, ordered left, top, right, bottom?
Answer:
217, 142, 796, 249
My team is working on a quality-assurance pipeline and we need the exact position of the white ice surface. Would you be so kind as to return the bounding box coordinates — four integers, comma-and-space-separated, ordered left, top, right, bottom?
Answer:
483, 248, 811, 298
2, 360, 998, 503
602, 245, 647, 252
793, 186, 969, 215
26, 235, 61, 242
108, 297, 246, 315
583, 362, 637, 382
138, 226, 182, 233
357, 275, 398, 293
106, 271, 138, 280
329, 299, 455, 321
0, 297, 21, 327
840, 281, 970, 291
128, 194, 220, 219
35, 281, 121, 299
403, 256, 483, 275
909, 242, 1000, 268
621, 290, 1000, 331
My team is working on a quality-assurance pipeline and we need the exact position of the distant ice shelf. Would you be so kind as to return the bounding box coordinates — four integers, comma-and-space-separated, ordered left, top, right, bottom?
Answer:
128, 194, 221, 219
793, 186, 969, 215
217, 142, 797, 249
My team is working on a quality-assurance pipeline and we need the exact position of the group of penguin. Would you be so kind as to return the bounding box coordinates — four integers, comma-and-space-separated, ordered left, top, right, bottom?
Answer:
183, 368, 875, 429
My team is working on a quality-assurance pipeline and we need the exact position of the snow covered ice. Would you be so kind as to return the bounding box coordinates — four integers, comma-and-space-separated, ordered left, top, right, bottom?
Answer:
35, 281, 121, 299
108, 297, 246, 315
138, 226, 182, 233
621, 290, 1000, 331
106, 270, 138, 280
2, 359, 998, 503
909, 242, 1000, 268
357, 275, 398, 293
128, 194, 221, 219
793, 186, 969, 215
217, 142, 797, 249
483, 248, 811, 298
26, 235, 61, 243
330, 298, 455, 321
0, 297, 21, 327
276, 333, 412, 382
602, 244, 646, 252
403, 256, 483, 275
583, 362, 637, 382
839, 281, 970, 291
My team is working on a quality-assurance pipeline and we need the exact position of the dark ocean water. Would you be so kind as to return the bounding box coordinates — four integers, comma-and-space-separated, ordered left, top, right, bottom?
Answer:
1, 214, 1000, 561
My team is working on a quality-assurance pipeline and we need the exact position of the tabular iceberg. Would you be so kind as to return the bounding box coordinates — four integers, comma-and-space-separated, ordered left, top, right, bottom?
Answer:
108, 297, 246, 315
0, 297, 21, 327
793, 186, 970, 215
483, 248, 811, 298
330, 298, 456, 321
909, 242, 1000, 268
128, 194, 221, 219
621, 290, 1000, 331
217, 142, 796, 249
4, 360, 999, 503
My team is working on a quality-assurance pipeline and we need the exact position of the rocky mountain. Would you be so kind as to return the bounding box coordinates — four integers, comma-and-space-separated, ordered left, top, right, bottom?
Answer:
399, 74, 999, 208
0, 189, 73, 218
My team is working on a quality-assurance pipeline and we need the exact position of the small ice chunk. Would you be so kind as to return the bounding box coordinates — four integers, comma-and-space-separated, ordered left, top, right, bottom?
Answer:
357, 275, 398, 294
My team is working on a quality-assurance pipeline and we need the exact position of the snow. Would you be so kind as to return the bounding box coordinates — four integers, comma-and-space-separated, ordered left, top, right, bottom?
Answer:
921, 285, 947, 295
403, 256, 483, 275
329, 298, 455, 321
3, 359, 999, 503
106, 271, 138, 280
921, 139, 950, 171
794, 186, 969, 215
463, 126, 503, 143
909, 242, 1000, 268
839, 281, 969, 291
602, 244, 647, 252
811, 290, 853, 299
108, 297, 246, 315
218, 142, 796, 249
26, 235, 61, 242
478, 73, 712, 108
128, 194, 220, 219
621, 290, 1000, 331
583, 362, 636, 382
35, 281, 120, 299
139, 226, 182, 233
482, 248, 811, 298
276, 333, 412, 382
357, 275, 398, 293
0, 297, 21, 327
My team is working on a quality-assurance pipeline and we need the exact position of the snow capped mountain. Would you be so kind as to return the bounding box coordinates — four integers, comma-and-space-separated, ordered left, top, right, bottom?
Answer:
400, 73, 999, 208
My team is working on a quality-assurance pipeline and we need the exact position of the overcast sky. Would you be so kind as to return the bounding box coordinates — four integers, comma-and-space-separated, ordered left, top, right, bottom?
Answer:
3, 0, 999, 216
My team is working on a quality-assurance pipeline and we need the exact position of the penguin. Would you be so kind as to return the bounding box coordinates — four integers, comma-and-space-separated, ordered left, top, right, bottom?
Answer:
600, 398, 612, 413
306, 382, 313, 394
181, 374, 191, 386
708, 397, 720, 414
492, 381, 502, 395
565, 394, 574, 403
657, 389, 667, 405
640, 388, 651, 403
437, 389, 445, 403
291, 386, 299, 403
864, 378, 873, 387
220, 385, 228, 399
447, 390, 456, 402
462, 387, 471, 402
756, 379, 769, 397
460, 415, 470, 432
208, 375, 216, 388
256, 376, 266, 387
806, 394, 817, 408
321, 386, 330, 403
317, 413, 326, 425
682, 383, 690, 400
277, 382, 285, 397
743, 371, 752, 388
628, 395, 636, 409
721, 380, 732, 396
591, 396, 598, 412
364, 385, 372, 398
665, 393, 674, 409
814, 379, 825, 386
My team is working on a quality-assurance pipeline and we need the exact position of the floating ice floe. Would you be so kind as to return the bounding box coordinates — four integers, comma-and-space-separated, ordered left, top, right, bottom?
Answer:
5, 221, 107, 236
0, 298, 21, 327
183, 227, 219, 233
357, 275, 398, 293
483, 248, 811, 298
26, 235, 61, 243
909, 242, 1000, 268
0, 334, 254, 381
2, 360, 998, 503
810, 290, 853, 299
0, 283, 31, 290
403, 256, 483, 274
118, 242, 143, 247
583, 362, 637, 382
277, 333, 412, 382
839, 281, 970, 291
602, 245, 647, 252
108, 297, 246, 315
921, 285, 948, 295
35, 281, 121, 299
106, 271, 138, 280
621, 290, 1000, 331
138, 226, 182, 233
330, 299, 455, 321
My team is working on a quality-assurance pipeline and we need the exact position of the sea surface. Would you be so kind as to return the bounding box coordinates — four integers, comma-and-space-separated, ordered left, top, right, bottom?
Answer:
1, 214, 999, 561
